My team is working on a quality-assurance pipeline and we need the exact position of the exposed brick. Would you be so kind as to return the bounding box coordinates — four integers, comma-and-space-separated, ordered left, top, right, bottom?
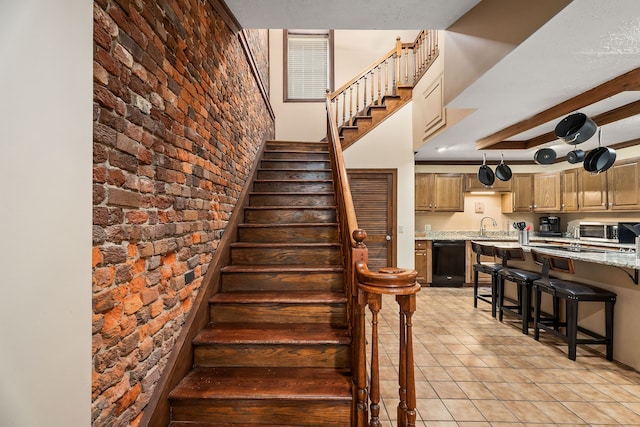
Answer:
109, 188, 141, 208
92, 1, 273, 424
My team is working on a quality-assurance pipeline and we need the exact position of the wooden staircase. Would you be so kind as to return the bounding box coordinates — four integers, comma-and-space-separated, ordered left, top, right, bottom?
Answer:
167, 140, 353, 426
339, 86, 412, 149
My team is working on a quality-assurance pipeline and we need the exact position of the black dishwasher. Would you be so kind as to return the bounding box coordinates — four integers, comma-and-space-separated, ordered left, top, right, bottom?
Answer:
432, 240, 466, 287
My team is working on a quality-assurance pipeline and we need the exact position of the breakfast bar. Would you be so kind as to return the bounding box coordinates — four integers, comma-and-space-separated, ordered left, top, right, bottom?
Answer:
472, 239, 640, 370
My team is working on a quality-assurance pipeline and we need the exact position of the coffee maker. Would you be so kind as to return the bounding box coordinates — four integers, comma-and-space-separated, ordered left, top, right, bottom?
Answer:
539, 216, 562, 236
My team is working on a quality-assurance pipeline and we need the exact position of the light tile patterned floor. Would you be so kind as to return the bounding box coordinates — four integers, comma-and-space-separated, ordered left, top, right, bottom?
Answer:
371, 287, 640, 426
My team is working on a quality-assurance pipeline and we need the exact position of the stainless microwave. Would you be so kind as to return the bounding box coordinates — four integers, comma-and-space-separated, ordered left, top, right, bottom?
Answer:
578, 222, 618, 242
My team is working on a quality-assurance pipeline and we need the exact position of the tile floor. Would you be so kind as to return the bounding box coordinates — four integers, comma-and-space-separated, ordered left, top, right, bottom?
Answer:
372, 287, 640, 426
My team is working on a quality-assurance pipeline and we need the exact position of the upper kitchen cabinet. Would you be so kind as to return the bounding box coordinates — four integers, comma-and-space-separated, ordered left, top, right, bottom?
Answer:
415, 173, 464, 212
561, 168, 579, 212
501, 174, 534, 213
533, 172, 561, 212
464, 173, 512, 192
579, 168, 608, 211
607, 158, 640, 210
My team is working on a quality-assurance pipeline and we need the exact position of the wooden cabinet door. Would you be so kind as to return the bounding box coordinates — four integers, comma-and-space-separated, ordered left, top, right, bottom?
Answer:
579, 168, 608, 211
511, 174, 534, 212
433, 174, 464, 211
561, 168, 579, 211
534, 172, 561, 212
608, 159, 640, 210
415, 173, 434, 211
415, 241, 428, 283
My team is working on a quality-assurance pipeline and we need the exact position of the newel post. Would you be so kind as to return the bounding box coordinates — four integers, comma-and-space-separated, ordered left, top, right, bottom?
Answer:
352, 229, 369, 427
354, 228, 420, 427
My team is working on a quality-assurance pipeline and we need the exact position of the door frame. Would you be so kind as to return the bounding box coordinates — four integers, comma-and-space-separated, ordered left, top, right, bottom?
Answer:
347, 168, 398, 267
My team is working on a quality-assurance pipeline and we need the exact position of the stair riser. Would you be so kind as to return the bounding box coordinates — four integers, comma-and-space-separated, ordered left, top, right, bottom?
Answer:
209, 304, 347, 325
244, 209, 336, 224
194, 344, 350, 369
263, 151, 330, 161
170, 399, 351, 426
249, 193, 335, 207
266, 141, 328, 152
254, 181, 333, 193
238, 226, 338, 243
256, 170, 332, 180
221, 272, 344, 292
260, 160, 330, 170
230, 247, 341, 265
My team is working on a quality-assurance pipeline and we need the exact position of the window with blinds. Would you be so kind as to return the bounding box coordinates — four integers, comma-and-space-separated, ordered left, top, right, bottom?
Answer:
284, 30, 334, 102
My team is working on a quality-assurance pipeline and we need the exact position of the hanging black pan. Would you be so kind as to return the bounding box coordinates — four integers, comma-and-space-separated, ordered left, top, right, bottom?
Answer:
478, 153, 495, 186
554, 112, 597, 145
495, 153, 512, 181
583, 129, 616, 173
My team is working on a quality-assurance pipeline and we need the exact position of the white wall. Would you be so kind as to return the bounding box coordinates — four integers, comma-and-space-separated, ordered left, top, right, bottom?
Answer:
343, 103, 415, 269
0, 1, 92, 426
270, 29, 418, 141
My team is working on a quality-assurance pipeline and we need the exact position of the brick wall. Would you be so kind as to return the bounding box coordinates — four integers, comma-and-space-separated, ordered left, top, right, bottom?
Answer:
92, 0, 274, 425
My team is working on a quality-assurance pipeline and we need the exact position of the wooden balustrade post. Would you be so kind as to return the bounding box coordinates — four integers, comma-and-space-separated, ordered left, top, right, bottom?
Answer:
368, 293, 383, 427
397, 294, 417, 427
395, 37, 402, 89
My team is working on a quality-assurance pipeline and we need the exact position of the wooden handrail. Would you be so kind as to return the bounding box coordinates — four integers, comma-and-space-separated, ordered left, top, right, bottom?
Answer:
330, 46, 397, 100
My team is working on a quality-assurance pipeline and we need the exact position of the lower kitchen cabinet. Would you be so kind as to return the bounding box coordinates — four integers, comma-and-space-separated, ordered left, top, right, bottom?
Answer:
464, 241, 493, 285
414, 240, 431, 285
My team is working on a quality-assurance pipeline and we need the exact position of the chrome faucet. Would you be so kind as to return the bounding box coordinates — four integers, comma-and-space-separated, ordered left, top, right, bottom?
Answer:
480, 216, 497, 237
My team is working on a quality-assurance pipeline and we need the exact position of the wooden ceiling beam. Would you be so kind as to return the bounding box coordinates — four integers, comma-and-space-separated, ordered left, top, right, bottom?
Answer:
476, 67, 640, 150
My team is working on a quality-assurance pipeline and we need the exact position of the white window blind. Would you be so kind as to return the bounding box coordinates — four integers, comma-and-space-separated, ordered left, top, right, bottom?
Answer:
287, 32, 330, 100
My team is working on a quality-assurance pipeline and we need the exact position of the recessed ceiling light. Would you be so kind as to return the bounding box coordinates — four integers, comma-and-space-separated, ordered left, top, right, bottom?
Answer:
436, 146, 448, 153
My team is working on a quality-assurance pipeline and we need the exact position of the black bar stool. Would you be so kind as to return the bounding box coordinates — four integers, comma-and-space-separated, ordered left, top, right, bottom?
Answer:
494, 246, 541, 335
531, 250, 617, 361
471, 242, 502, 318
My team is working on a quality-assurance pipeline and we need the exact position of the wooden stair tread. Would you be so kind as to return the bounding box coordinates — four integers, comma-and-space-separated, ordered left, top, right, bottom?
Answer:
243, 206, 337, 210
254, 179, 333, 183
169, 367, 352, 400
264, 150, 329, 154
194, 322, 350, 345
230, 242, 340, 248
210, 291, 347, 304
238, 222, 338, 228
221, 265, 344, 273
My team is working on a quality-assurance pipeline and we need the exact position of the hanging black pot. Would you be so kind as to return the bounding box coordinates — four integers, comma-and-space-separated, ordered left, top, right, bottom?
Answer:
534, 148, 556, 165
567, 149, 586, 164
478, 153, 495, 186
495, 153, 512, 181
554, 112, 597, 145
583, 129, 616, 173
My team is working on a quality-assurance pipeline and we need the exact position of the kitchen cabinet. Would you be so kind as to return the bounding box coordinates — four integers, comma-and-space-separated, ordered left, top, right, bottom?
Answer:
464, 173, 512, 192
415, 173, 464, 212
579, 168, 608, 211
414, 240, 431, 284
561, 168, 579, 211
464, 241, 492, 285
607, 159, 640, 210
533, 172, 561, 212
501, 174, 534, 213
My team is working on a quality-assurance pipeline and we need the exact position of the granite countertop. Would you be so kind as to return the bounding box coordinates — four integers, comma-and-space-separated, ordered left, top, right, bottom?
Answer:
473, 240, 640, 270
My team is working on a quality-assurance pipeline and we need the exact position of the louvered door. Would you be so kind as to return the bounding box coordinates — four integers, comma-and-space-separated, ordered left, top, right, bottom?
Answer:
347, 169, 396, 271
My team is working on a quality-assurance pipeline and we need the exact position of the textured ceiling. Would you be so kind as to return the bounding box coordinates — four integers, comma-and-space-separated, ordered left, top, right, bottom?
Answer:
225, 0, 640, 162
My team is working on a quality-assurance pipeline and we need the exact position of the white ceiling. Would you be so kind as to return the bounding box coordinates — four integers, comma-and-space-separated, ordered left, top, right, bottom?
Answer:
226, 0, 640, 163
